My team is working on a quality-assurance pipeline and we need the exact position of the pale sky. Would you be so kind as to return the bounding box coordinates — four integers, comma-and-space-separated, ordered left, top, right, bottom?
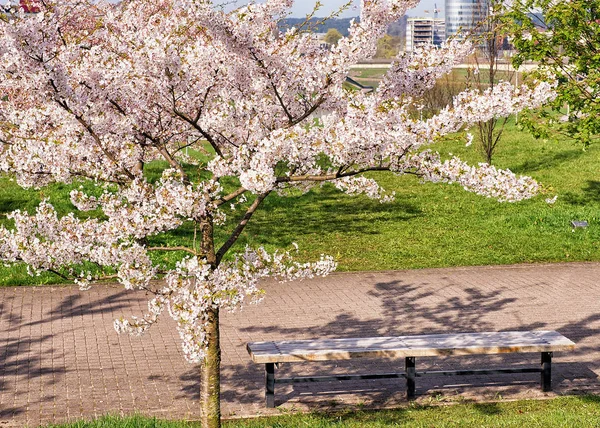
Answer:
228, 1, 443, 18
2, 0, 443, 18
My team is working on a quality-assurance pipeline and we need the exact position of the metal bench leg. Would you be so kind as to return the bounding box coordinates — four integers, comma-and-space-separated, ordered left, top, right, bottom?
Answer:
406, 357, 416, 400
541, 352, 552, 392
266, 363, 275, 407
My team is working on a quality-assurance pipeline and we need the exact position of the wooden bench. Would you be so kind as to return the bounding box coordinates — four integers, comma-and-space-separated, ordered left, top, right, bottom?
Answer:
247, 330, 575, 407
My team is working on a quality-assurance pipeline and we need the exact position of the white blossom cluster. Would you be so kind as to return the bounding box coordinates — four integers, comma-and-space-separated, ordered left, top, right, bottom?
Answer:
0, 0, 556, 362
409, 152, 539, 202
334, 176, 396, 203
115, 247, 336, 362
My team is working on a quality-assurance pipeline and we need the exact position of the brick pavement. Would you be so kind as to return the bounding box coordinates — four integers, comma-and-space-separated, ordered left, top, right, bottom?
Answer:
1, 262, 600, 426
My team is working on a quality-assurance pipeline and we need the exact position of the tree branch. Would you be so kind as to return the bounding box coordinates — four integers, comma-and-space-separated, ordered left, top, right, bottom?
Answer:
250, 49, 327, 127
72, 114, 136, 181
46, 267, 71, 280
48, 80, 136, 181
172, 108, 224, 157
286, 94, 326, 128
157, 145, 190, 183
270, 79, 294, 123
10, 166, 127, 185
215, 186, 247, 206
215, 191, 270, 264
276, 166, 390, 183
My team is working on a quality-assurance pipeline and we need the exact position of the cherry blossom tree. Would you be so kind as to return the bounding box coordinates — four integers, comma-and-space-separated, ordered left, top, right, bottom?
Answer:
0, 0, 554, 426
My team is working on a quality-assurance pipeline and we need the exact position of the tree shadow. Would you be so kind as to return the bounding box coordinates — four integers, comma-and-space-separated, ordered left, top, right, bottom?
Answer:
232, 190, 424, 249
225, 273, 600, 410
0, 300, 64, 419
509, 149, 584, 174
226, 279, 566, 408
24, 288, 136, 328
178, 367, 201, 401
238, 279, 542, 339
580, 394, 600, 404
0, 287, 145, 421
3, 269, 600, 422
367, 280, 525, 334
472, 402, 502, 415
561, 180, 600, 206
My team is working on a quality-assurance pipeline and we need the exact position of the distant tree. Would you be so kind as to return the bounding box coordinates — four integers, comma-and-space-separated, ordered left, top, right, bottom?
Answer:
375, 34, 401, 58
420, 73, 467, 116
324, 28, 343, 45
465, 0, 516, 164
507, 0, 600, 146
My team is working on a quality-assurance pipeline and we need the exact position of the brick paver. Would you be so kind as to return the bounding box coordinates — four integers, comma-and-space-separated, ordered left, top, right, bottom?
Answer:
1, 262, 600, 426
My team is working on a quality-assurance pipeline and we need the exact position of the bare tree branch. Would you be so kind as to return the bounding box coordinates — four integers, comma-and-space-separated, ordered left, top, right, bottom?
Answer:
48, 80, 136, 181
215, 187, 248, 206
172, 108, 225, 158
276, 166, 390, 183
215, 191, 270, 264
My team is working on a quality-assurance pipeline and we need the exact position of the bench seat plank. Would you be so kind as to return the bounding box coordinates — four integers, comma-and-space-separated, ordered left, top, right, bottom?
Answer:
247, 331, 575, 363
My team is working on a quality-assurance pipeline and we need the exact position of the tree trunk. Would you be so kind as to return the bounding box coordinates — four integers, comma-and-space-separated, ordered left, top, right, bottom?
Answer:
200, 307, 221, 428
199, 216, 221, 427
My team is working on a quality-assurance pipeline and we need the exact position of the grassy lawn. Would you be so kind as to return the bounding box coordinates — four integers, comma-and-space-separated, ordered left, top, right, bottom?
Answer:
46, 395, 600, 427
1, 121, 600, 285
348, 67, 521, 89
349, 67, 389, 80
231, 121, 600, 271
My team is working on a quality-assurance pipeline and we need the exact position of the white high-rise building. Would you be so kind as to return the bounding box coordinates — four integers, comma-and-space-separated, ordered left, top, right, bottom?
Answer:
445, 0, 490, 39
406, 18, 446, 52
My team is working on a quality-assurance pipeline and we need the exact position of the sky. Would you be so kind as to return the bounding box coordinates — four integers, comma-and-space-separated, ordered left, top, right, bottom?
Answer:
229, 1, 443, 18
296, 0, 443, 18
2, 0, 443, 17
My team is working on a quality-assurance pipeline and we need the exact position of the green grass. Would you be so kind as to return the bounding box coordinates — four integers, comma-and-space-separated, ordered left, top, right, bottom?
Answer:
45, 414, 197, 428
222, 120, 600, 272
2, 121, 600, 285
46, 395, 600, 427
349, 67, 389, 80
348, 67, 521, 89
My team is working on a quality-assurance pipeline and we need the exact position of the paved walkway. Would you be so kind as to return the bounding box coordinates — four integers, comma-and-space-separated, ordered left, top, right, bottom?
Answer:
1, 262, 600, 426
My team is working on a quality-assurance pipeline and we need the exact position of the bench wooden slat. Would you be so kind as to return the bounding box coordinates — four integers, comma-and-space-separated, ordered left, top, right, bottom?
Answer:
247, 331, 575, 363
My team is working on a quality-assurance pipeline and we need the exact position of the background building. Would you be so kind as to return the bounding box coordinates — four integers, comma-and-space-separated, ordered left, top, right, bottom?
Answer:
406, 18, 446, 52
445, 0, 490, 39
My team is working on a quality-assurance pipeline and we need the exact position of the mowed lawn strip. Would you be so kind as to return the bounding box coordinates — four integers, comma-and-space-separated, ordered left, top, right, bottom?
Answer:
44, 395, 600, 427
1, 123, 600, 285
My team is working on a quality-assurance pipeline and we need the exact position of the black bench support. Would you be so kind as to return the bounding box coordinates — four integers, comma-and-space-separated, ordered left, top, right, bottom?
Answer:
417, 367, 542, 376
262, 352, 556, 406
275, 372, 406, 383
406, 357, 416, 400
541, 352, 552, 392
266, 362, 275, 408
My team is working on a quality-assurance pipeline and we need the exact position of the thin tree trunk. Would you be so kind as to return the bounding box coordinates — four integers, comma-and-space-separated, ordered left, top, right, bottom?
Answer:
199, 216, 221, 428
200, 307, 221, 428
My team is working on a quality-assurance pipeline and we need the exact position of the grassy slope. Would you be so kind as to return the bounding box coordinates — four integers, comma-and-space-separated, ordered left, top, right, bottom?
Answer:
1, 122, 600, 285
348, 67, 520, 90
46, 395, 600, 427
232, 122, 600, 272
